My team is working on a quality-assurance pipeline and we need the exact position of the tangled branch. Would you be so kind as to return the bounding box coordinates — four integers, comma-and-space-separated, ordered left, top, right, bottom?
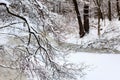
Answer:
0, 1, 87, 80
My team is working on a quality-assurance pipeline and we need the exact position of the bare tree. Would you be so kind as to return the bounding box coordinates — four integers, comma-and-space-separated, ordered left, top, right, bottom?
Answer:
72, 0, 85, 38
84, 0, 90, 33
93, 0, 103, 20
108, 0, 112, 21
93, 0, 103, 36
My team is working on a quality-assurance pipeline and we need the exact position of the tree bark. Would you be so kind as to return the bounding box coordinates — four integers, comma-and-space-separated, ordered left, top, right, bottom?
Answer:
98, 8, 101, 37
108, 0, 112, 21
93, 0, 103, 37
99, 8, 103, 20
72, 0, 85, 38
84, 3, 89, 33
116, 0, 120, 20
93, 0, 103, 20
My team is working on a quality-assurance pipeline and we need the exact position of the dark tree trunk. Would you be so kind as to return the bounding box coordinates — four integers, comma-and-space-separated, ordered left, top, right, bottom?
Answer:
99, 8, 103, 20
93, 0, 103, 37
96, 7, 101, 37
72, 0, 85, 38
108, 0, 112, 21
116, 0, 120, 20
84, 4, 89, 33
94, 0, 103, 20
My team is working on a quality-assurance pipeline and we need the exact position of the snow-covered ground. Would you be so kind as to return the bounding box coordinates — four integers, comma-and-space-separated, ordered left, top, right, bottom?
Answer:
68, 52, 120, 80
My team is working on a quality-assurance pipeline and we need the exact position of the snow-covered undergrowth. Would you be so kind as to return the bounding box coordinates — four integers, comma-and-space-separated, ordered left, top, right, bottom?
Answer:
55, 17, 120, 53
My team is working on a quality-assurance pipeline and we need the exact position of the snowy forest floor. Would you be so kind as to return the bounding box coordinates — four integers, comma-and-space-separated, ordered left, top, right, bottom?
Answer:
51, 18, 120, 54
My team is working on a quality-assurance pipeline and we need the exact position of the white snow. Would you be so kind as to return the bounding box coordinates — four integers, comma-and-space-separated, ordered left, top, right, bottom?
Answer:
0, 34, 9, 45
68, 52, 120, 80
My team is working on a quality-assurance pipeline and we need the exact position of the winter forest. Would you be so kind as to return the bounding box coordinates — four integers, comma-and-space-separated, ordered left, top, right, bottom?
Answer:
0, 0, 120, 80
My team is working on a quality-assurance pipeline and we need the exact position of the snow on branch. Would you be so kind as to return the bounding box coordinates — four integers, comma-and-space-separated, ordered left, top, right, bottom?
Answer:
0, 2, 31, 45
0, 1, 87, 80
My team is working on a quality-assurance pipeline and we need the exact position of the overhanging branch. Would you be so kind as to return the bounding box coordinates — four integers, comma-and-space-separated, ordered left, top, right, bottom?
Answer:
0, 3, 31, 45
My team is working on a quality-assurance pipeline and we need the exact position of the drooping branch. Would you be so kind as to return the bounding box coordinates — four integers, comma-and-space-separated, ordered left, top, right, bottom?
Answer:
0, 3, 31, 45
0, 2, 54, 66
0, 1, 87, 80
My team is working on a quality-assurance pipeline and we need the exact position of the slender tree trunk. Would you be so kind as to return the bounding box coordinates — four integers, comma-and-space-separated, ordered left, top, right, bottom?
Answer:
108, 0, 112, 21
116, 0, 120, 20
72, 0, 85, 38
95, 0, 103, 20
84, 3, 89, 33
98, 8, 101, 37
99, 8, 103, 20
93, 0, 103, 37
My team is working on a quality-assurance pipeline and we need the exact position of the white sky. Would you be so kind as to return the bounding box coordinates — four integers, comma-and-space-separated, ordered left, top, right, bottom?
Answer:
68, 52, 120, 80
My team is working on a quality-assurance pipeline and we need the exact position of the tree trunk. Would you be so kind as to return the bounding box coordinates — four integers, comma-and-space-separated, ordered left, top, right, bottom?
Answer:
99, 8, 103, 20
84, 3, 89, 33
98, 8, 101, 37
94, 0, 103, 20
72, 0, 85, 38
116, 0, 120, 20
93, 0, 103, 37
108, 0, 112, 21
